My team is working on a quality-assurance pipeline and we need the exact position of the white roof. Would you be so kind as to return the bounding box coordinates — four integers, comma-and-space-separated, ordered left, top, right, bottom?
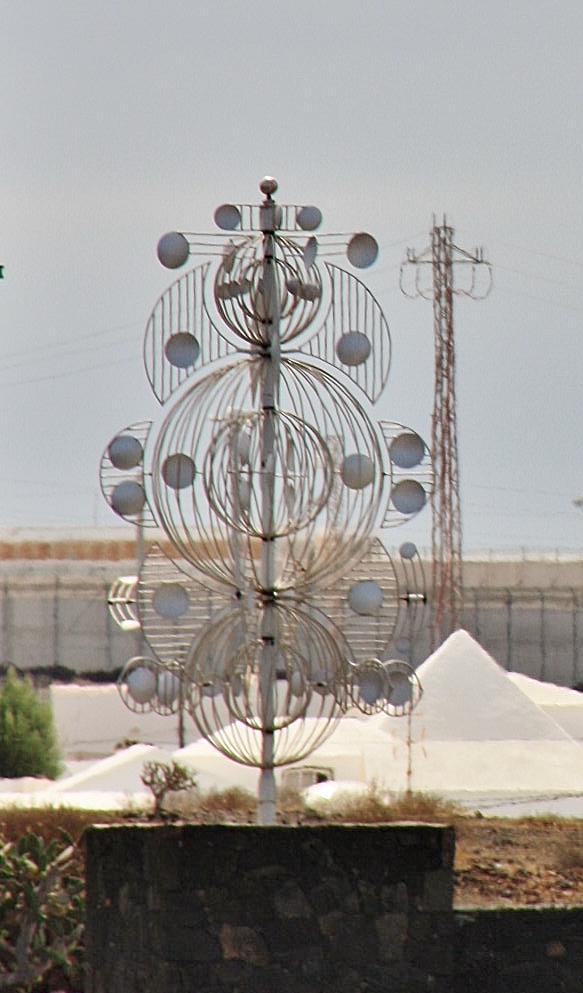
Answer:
507, 671, 583, 707
45, 743, 169, 795
50, 683, 195, 756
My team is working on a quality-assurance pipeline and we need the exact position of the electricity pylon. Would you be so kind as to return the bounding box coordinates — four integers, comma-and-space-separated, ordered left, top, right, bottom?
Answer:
400, 218, 492, 647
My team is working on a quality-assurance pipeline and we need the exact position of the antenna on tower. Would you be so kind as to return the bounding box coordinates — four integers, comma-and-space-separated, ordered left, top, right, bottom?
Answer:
400, 217, 492, 647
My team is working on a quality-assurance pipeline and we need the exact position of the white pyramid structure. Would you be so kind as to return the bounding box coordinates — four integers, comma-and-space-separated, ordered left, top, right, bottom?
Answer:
367, 629, 583, 802
285, 630, 583, 808
165, 631, 583, 806
389, 628, 572, 742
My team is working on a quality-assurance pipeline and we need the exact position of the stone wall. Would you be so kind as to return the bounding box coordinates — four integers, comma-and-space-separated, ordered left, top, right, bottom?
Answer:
454, 907, 583, 993
84, 823, 456, 993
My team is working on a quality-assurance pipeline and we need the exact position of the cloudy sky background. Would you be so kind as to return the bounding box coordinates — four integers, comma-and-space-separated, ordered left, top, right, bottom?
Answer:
1, 0, 582, 555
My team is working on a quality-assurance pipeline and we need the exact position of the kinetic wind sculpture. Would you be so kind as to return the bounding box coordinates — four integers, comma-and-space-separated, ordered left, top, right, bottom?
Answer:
101, 178, 431, 823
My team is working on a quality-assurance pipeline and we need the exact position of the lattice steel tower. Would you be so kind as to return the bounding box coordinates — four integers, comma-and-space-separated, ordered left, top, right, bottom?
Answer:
401, 218, 491, 646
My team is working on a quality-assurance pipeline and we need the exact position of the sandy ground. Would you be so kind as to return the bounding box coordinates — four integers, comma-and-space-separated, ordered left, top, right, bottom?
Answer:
454, 815, 583, 908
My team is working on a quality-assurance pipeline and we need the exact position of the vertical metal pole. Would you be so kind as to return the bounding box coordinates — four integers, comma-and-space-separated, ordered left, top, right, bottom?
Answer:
474, 588, 481, 643
539, 592, 546, 681
258, 202, 280, 825
136, 509, 145, 657
405, 706, 413, 795
2, 579, 10, 663
506, 590, 513, 671
105, 581, 114, 671
572, 589, 579, 688
177, 676, 186, 749
53, 575, 60, 668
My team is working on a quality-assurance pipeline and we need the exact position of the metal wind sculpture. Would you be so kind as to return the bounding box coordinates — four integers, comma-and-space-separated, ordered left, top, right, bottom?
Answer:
101, 178, 431, 823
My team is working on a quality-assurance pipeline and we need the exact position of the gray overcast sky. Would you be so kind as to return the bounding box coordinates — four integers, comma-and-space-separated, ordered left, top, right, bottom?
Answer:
1, 0, 582, 554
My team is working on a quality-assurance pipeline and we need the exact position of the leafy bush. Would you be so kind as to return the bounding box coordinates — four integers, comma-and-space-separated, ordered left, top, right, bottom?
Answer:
0, 670, 61, 780
0, 831, 84, 992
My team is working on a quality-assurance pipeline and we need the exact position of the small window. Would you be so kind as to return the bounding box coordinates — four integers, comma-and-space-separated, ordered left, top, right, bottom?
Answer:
281, 766, 334, 790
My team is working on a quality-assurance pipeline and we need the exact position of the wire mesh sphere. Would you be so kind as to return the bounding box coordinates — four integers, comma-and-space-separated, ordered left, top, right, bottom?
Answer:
347, 658, 421, 717
183, 600, 349, 768
147, 358, 389, 594
143, 257, 391, 409
212, 235, 325, 346
383, 659, 423, 717
204, 409, 334, 538
118, 657, 184, 716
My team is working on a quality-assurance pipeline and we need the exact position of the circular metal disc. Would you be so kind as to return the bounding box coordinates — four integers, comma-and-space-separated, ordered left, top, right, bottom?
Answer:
358, 669, 384, 705
162, 453, 196, 490
302, 236, 318, 268
165, 332, 200, 369
390, 432, 425, 469
347, 232, 379, 269
336, 332, 371, 367
391, 479, 426, 515
296, 205, 322, 231
157, 232, 190, 269
157, 670, 181, 707
348, 580, 383, 615
126, 665, 157, 704
111, 480, 146, 516
341, 453, 375, 489
153, 582, 190, 619
214, 204, 241, 230
108, 435, 143, 471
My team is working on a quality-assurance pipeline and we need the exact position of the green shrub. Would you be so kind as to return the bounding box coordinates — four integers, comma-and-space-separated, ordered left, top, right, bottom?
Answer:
0, 670, 62, 779
0, 830, 84, 992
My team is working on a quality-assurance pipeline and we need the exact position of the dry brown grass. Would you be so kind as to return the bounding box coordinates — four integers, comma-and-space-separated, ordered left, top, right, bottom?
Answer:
301, 785, 460, 825
165, 785, 257, 823
0, 806, 120, 845
0, 784, 465, 839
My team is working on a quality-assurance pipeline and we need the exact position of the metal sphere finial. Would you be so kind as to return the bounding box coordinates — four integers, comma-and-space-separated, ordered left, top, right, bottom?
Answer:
259, 175, 278, 197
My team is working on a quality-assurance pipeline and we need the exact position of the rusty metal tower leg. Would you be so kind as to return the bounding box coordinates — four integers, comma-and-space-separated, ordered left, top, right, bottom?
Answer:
401, 218, 492, 650
431, 222, 462, 647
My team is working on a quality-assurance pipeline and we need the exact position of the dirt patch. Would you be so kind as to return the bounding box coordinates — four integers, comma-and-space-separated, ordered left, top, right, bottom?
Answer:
454, 815, 583, 908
